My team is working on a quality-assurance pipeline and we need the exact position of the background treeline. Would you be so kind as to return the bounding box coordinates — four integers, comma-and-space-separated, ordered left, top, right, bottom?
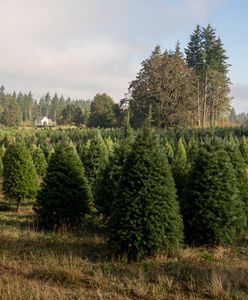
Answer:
0, 86, 122, 128
0, 24, 242, 129
1, 124, 248, 261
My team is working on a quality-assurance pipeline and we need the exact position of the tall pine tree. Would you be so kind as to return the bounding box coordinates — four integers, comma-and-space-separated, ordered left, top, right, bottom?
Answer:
185, 24, 230, 127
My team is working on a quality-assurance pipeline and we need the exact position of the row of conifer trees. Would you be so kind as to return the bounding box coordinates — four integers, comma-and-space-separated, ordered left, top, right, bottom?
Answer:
1, 123, 248, 261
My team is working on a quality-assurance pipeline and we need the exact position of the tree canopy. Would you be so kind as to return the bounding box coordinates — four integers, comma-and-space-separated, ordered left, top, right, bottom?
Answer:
123, 45, 198, 128
88, 93, 119, 128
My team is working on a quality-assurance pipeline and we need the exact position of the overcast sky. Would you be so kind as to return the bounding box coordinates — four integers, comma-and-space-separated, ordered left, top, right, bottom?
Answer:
0, 0, 247, 112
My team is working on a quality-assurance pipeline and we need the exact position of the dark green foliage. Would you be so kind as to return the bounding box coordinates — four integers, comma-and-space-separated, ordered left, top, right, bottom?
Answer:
94, 115, 134, 217
88, 93, 119, 128
172, 138, 188, 200
109, 125, 184, 261
0, 156, 3, 177
76, 140, 91, 164
40, 143, 54, 163
164, 140, 174, 165
185, 24, 230, 127
0, 145, 5, 159
187, 137, 199, 163
239, 136, 248, 165
185, 24, 204, 76
59, 103, 85, 125
1, 95, 22, 126
30, 145, 48, 176
182, 142, 246, 246
35, 142, 93, 229
125, 46, 198, 128
226, 143, 248, 222
82, 131, 108, 188
3, 143, 38, 211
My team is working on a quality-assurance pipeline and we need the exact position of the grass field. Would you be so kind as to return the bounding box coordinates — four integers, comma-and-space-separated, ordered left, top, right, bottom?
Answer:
1, 207, 248, 299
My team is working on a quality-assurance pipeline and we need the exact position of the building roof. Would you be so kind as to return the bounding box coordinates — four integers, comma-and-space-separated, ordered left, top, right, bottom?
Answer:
35, 116, 47, 122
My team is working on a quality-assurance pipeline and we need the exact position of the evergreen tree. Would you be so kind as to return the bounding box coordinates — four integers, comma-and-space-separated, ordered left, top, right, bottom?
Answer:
124, 45, 198, 128
30, 145, 48, 176
76, 140, 91, 165
164, 140, 174, 165
185, 24, 230, 127
109, 122, 184, 261
187, 137, 199, 166
239, 136, 248, 165
226, 143, 248, 222
1, 95, 22, 126
50, 93, 59, 122
88, 93, 118, 128
172, 138, 188, 200
95, 114, 134, 216
182, 142, 246, 245
229, 107, 237, 124
0, 156, 3, 177
35, 142, 93, 229
185, 25, 204, 76
83, 131, 108, 188
3, 143, 38, 211
40, 143, 54, 163
60, 103, 84, 126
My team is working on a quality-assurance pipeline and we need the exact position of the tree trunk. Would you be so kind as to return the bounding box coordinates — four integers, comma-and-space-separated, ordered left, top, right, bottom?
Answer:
202, 72, 208, 128
16, 200, 21, 212
197, 80, 201, 127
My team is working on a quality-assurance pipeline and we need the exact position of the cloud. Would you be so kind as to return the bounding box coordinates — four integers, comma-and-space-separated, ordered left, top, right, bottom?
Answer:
0, 0, 227, 101
231, 84, 248, 113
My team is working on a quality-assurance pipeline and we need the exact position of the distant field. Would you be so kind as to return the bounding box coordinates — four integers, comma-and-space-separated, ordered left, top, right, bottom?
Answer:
0, 207, 248, 300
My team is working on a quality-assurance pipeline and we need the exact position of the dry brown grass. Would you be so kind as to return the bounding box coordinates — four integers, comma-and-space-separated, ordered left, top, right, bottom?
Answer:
1, 209, 248, 299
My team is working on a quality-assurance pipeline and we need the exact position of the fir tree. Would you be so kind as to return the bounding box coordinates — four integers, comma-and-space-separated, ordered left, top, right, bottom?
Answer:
187, 137, 199, 170
30, 145, 48, 176
226, 143, 248, 223
185, 24, 204, 76
88, 93, 118, 128
172, 138, 188, 200
94, 114, 134, 217
0, 156, 3, 177
76, 139, 91, 165
185, 24, 230, 127
164, 140, 174, 165
1, 95, 22, 126
35, 142, 93, 229
3, 143, 38, 211
239, 136, 248, 165
182, 142, 246, 245
125, 45, 198, 128
83, 130, 108, 188
109, 122, 184, 261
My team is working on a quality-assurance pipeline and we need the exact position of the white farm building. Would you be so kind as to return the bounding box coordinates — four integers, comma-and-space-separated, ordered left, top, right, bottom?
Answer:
34, 116, 55, 126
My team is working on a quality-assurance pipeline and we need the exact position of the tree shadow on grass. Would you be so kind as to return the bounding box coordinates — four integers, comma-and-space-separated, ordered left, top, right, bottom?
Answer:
0, 231, 108, 262
0, 214, 34, 229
